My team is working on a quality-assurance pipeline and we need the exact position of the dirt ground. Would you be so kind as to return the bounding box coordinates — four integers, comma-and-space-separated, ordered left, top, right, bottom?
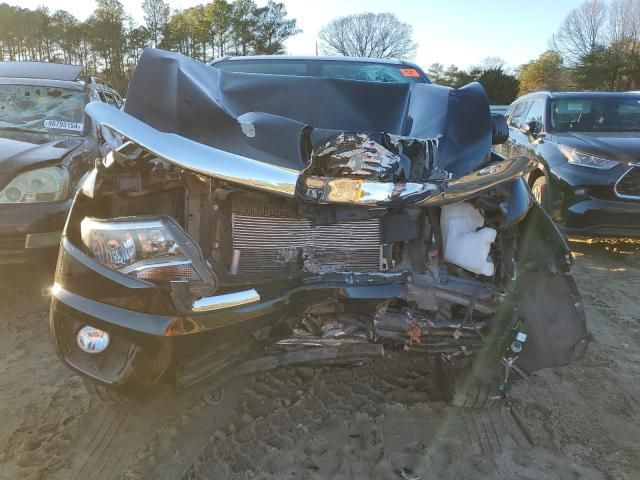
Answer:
0, 238, 639, 480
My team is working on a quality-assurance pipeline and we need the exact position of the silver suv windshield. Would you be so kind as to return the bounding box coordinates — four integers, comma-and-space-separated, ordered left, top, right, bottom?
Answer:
0, 84, 85, 135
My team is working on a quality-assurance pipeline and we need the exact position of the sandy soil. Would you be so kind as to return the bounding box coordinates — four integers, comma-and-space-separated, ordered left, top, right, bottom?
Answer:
0, 238, 638, 480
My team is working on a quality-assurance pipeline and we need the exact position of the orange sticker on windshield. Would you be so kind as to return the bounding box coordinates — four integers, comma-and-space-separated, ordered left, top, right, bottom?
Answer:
400, 68, 420, 78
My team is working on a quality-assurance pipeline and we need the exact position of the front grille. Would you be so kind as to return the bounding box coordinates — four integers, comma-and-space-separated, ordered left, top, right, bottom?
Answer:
232, 213, 381, 275
615, 167, 640, 199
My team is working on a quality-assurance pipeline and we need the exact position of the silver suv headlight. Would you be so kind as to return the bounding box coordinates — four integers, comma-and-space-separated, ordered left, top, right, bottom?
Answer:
80, 216, 217, 297
0, 166, 70, 203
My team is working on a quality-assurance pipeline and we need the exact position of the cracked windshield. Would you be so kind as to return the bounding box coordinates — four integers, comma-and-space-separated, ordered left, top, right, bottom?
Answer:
0, 85, 85, 134
0, 0, 639, 479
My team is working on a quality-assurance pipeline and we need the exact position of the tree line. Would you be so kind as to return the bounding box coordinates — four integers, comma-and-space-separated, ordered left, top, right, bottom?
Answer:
519, 0, 640, 94
0, 0, 638, 101
427, 58, 520, 105
0, 0, 299, 93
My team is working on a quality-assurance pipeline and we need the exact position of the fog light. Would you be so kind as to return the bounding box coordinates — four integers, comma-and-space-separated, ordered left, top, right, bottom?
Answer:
76, 325, 110, 354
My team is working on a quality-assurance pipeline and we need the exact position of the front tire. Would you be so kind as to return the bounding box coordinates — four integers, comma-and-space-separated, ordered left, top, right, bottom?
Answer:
83, 379, 153, 405
435, 356, 503, 408
84, 379, 135, 405
450, 368, 503, 408
531, 175, 549, 212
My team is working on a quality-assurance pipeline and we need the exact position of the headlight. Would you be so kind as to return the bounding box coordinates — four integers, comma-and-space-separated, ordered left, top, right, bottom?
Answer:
80, 217, 217, 297
559, 145, 619, 170
0, 166, 70, 203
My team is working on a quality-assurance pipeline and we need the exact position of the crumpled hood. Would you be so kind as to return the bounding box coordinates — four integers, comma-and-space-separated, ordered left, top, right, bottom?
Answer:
121, 48, 493, 179
552, 131, 640, 163
87, 49, 530, 208
0, 135, 81, 188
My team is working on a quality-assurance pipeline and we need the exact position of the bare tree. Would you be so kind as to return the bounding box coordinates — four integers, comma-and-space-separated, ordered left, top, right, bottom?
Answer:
550, 0, 607, 65
142, 0, 169, 48
318, 12, 417, 60
478, 56, 506, 71
607, 0, 640, 45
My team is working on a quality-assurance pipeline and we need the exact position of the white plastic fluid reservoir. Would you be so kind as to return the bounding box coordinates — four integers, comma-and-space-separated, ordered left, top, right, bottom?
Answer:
440, 202, 497, 276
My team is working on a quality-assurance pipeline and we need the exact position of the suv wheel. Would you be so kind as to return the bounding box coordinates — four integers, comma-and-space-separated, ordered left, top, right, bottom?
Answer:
436, 356, 502, 408
531, 175, 549, 212
83, 379, 150, 405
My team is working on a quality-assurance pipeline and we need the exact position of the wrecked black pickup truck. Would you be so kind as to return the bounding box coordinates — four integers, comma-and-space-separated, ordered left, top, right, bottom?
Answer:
49, 49, 590, 406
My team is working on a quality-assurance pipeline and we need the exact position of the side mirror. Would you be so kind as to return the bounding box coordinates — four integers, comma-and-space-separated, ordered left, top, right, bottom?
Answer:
491, 114, 509, 145
523, 120, 537, 134
523, 120, 544, 143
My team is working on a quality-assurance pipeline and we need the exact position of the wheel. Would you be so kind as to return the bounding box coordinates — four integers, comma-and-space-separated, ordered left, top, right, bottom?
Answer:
203, 387, 225, 406
531, 175, 549, 212
450, 368, 503, 408
83, 379, 146, 405
436, 356, 503, 408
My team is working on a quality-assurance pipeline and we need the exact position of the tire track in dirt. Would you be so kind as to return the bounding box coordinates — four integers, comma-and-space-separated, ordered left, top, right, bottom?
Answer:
0, 270, 208, 480
171, 355, 601, 480
508, 240, 640, 480
1, 240, 638, 480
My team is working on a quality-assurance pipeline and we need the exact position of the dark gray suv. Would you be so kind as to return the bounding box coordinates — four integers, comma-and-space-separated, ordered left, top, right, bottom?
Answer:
0, 62, 122, 264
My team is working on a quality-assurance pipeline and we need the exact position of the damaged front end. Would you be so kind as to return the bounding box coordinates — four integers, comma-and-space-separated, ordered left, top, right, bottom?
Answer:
49, 49, 589, 404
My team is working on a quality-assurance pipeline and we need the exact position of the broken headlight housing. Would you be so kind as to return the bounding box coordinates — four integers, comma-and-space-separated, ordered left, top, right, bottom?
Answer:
80, 217, 217, 297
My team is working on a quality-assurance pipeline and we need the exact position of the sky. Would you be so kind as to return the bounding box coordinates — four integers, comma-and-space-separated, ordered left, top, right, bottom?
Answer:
13, 0, 588, 69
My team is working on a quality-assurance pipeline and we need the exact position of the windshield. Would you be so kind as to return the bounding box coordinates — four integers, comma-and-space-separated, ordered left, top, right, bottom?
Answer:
550, 96, 640, 133
0, 84, 85, 135
215, 59, 428, 84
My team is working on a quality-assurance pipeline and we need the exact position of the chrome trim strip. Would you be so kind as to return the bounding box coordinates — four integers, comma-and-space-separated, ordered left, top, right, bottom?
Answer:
119, 259, 192, 275
85, 102, 298, 197
614, 167, 640, 200
25, 231, 62, 249
300, 156, 535, 206
192, 288, 260, 313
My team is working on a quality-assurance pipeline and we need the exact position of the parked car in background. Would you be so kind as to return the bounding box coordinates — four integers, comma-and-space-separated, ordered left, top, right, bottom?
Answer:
0, 62, 123, 265
497, 92, 640, 237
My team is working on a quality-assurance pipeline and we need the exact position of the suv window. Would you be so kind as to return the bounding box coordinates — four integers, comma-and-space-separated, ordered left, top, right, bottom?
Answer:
104, 92, 117, 106
508, 101, 531, 128
523, 100, 544, 135
112, 93, 124, 109
104, 91, 121, 108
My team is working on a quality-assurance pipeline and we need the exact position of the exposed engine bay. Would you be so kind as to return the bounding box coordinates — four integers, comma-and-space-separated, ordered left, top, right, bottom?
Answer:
50, 48, 590, 405
66, 138, 587, 400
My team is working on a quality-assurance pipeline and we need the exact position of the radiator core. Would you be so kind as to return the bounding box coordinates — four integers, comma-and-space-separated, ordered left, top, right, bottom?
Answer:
232, 213, 382, 275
